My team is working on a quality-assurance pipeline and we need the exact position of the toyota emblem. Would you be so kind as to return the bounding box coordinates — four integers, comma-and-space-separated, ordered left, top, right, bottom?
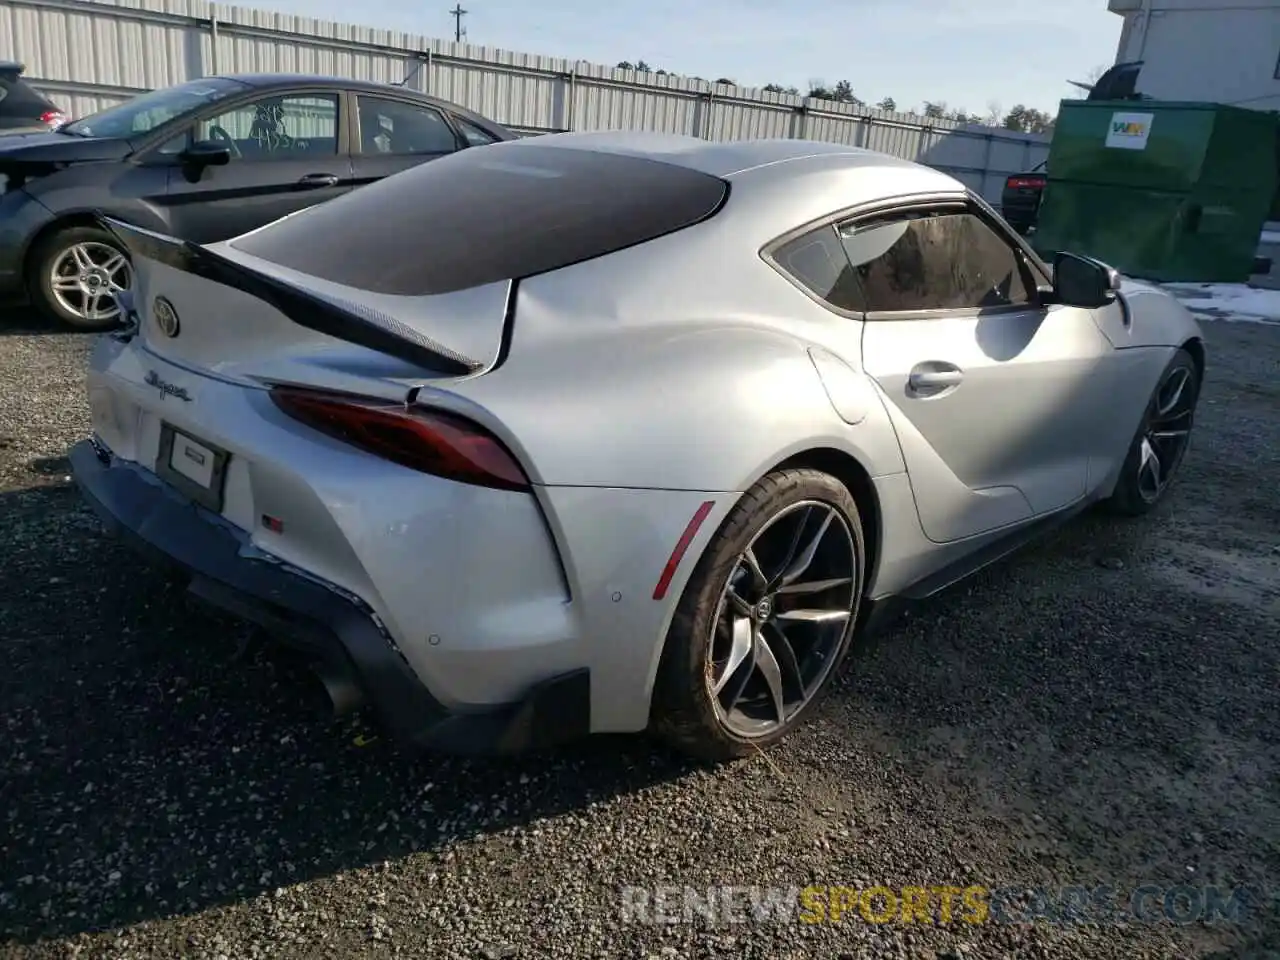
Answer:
153, 296, 180, 338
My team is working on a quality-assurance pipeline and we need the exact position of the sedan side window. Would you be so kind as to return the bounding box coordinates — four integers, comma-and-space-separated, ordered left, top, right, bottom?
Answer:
455, 117, 500, 146
194, 94, 339, 160
356, 97, 459, 155
838, 210, 1031, 313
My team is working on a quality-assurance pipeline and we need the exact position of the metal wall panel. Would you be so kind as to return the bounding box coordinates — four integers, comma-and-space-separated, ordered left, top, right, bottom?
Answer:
0, 0, 1051, 198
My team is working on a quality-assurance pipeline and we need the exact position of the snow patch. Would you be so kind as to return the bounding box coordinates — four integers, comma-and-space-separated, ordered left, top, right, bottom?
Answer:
1160, 283, 1280, 325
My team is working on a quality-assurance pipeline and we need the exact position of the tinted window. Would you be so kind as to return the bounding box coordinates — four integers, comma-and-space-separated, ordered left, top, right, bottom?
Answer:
0, 75, 57, 114
62, 77, 245, 138
771, 226, 861, 311
357, 96, 458, 155
232, 144, 729, 296
838, 211, 1030, 313
196, 94, 338, 160
456, 117, 500, 146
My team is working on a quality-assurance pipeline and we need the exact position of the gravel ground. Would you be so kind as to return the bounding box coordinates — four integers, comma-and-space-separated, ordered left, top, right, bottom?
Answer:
1, 302, 1278, 960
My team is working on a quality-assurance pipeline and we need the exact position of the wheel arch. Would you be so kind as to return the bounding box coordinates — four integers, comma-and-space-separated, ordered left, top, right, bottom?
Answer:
21, 208, 165, 289
750, 446, 883, 601
1181, 335, 1206, 385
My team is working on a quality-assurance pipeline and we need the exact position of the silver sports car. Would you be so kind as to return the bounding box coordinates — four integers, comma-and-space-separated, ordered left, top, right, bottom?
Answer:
70, 132, 1204, 761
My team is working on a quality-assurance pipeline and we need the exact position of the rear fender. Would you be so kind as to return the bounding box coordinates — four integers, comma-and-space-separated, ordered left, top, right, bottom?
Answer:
442, 306, 907, 492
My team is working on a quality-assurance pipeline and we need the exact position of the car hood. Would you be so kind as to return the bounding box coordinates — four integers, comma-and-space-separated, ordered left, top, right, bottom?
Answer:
0, 131, 131, 163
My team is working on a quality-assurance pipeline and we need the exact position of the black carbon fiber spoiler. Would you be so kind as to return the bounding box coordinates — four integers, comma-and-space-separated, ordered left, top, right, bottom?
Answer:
97, 215, 480, 377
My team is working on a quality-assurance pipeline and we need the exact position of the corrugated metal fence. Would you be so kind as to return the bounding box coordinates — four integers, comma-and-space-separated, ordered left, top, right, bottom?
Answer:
0, 0, 1051, 199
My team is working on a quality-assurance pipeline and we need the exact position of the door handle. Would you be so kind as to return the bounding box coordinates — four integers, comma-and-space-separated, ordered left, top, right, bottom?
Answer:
907, 363, 964, 395
297, 173, 340, 188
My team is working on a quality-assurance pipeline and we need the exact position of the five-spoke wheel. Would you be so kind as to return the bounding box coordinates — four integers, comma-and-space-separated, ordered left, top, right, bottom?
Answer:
1107, 348, 1200, 516
708, 500, 858, 739
654, 468, 865, 762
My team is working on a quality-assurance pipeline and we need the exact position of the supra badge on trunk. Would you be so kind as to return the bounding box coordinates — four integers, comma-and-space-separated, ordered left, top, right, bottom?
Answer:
153, 296, 180, 338
144, 370, 191, 402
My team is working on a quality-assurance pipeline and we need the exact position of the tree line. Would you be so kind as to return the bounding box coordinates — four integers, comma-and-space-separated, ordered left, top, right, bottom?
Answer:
614, 61, 1055, 134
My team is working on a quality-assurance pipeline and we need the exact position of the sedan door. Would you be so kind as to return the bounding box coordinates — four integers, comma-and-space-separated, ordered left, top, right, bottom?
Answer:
851, 202, 1116, 543
155, 91, 353, 244
350, 94, 464, 186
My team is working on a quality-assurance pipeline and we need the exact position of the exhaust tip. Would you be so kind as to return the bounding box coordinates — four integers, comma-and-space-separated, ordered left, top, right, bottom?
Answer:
312, 662, 364, 716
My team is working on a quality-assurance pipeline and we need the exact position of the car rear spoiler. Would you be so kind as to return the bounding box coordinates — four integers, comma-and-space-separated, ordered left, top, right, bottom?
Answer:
96, 214, 481, 377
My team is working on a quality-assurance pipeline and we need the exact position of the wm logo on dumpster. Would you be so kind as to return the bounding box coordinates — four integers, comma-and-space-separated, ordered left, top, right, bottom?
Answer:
1112, 120, 1147, 136
1105, 112, 1154, 150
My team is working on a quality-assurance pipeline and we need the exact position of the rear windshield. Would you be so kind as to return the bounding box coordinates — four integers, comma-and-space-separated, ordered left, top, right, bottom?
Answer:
231, 143, 729, 296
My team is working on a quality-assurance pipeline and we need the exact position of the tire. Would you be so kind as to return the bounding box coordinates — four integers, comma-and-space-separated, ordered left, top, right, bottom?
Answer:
1104, 348, 1201, 517
28, 225, 133, 332
651, 468, 866, 763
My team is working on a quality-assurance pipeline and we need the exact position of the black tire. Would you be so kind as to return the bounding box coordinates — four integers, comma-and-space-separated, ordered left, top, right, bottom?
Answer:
1104, 348, 1201, 517
27, 225, 132, 332
651, 468, 866, 763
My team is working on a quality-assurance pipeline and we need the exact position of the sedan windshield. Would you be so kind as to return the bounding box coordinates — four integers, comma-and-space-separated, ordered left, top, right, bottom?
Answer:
61, 77, 248, 139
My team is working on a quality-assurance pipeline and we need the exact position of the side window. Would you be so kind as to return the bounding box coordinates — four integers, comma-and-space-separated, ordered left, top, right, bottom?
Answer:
195, 94, 339, 160
770, 225, 862, 312
357, 97, 459, 155
155, 130, 189, 156
455, 117, 499, 146
838, 210, 1030, 313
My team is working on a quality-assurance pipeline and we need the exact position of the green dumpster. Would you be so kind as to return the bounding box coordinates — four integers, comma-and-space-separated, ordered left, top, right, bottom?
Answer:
1032, 99, 1277, 283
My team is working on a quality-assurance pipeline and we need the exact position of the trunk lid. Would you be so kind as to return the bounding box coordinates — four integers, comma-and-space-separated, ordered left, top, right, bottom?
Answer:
108, 219, 513, 400
0, 130, 130, 162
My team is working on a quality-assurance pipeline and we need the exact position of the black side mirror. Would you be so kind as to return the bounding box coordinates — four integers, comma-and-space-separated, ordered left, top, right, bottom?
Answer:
1052, 251, 1122, 308
179, 140, 232, 167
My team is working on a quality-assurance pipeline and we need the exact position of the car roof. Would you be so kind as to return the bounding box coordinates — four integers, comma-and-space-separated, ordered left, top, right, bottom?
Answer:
511, 130, 963, 186
209, 73, 510, 131
0, 61, 24, 73
493, 131, 966, 244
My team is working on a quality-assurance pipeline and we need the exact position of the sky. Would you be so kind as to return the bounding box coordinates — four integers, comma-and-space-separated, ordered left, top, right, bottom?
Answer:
242, 0, 1123, 118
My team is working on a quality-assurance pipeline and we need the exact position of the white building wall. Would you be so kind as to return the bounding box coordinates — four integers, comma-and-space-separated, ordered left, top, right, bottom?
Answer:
1110, 0, 1280, 110
0, 0, 1051, 199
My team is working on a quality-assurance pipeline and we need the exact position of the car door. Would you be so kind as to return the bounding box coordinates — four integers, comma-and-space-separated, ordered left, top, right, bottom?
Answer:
154, 90, 353, 244
350, 94, 463, 186
851, 200, 1117, 543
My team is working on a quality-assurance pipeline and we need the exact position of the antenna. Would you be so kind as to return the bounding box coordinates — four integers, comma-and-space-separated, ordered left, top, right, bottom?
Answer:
449, 3, 468, 43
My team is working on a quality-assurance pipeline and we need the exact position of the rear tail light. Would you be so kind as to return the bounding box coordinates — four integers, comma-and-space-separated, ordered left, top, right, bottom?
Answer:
1006, 176, 1046, 190
268, 386, 530, 491
40, 110, 66, 129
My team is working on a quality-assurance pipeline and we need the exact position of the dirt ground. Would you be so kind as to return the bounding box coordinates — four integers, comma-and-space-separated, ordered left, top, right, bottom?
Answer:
0, 304, 1277, 959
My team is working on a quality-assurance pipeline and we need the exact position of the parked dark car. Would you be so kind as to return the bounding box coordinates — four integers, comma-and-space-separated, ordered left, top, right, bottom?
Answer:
1000, 160, 1047, 235
0, 62, 67, 134
0, 73, 515, 329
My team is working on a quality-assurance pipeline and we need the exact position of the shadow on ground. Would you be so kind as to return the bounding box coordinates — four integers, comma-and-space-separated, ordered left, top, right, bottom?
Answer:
0, 478, 706, 941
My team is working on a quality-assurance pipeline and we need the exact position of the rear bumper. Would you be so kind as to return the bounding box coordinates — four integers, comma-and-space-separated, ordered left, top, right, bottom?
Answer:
1000, 196, 1042, 226
68, 438, 591, 755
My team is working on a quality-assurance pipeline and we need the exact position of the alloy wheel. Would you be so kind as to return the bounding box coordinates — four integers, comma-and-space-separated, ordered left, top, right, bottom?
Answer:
48, 241, 132, 325
705, 500, 858, 738
1136, 365, 1197, 504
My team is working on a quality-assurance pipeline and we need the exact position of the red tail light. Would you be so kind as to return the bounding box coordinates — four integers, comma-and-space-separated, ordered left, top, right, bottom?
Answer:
269, 386, 530, 491
40, 110, 66, 128
1006, 176, 1046, 190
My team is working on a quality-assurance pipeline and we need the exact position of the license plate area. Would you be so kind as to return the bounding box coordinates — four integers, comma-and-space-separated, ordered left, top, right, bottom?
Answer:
156, 423, 229, 513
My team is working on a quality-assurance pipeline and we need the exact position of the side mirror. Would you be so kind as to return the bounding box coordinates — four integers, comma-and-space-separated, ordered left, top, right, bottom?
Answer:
1052, 251, 1122, 308
179, 140, 232, 167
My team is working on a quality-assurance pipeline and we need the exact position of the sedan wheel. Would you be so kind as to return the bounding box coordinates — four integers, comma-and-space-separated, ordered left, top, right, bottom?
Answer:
1106, 348, 1200, 516
29, 226, 133, 331
653, 468, 865, 762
